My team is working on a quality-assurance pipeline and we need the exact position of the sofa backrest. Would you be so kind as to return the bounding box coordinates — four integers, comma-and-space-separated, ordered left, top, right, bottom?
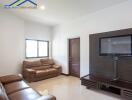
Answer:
23, 60, 41, 68
40, 59, 54, 65
0, 82, 9, 100
23, 59, 55, 69
0, 75, 23, 85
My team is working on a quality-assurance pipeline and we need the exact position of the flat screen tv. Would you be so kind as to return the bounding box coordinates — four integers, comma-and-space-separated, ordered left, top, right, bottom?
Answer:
99, 35, 132, 56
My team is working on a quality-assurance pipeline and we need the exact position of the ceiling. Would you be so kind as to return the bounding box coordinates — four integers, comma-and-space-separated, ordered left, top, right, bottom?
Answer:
2, 0, 128, 26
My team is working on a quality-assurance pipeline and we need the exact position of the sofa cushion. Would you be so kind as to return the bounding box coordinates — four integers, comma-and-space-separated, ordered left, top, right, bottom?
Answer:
0, 75, 23, 85
4, 80, 29, 95
40, 59, 54, 65
23, 60, 41, 68
32, 66, 52, 70
36, 68, 57, 77
0, 82, 9, 100
8, 88, 40, 100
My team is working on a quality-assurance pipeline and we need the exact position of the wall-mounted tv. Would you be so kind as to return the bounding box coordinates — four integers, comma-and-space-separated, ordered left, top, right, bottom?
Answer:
99, 35, 132, 56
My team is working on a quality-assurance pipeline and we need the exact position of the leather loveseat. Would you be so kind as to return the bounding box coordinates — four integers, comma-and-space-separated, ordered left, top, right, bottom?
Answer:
0, 74, 56, 100
23, 59, 62, 82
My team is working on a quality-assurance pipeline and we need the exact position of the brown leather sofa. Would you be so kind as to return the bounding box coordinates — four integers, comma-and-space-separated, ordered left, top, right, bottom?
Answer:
0, 74, 56, 100
23, 59, 62, 82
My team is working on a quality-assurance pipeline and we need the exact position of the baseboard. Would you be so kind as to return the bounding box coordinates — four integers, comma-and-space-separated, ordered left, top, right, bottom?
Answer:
61, 73, 70, 76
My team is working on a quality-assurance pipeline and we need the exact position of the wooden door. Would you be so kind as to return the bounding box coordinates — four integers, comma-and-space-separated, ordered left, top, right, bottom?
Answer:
69, 38, 80, 77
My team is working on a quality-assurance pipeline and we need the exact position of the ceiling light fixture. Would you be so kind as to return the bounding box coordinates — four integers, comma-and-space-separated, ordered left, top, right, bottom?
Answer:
39, 5, 45, 10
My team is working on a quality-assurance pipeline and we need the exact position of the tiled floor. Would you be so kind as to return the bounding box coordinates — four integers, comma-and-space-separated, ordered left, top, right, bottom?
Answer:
29, 75, 124, 100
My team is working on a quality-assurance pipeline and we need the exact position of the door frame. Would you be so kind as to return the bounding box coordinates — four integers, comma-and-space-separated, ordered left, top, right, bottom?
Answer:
68, 37, 80, 77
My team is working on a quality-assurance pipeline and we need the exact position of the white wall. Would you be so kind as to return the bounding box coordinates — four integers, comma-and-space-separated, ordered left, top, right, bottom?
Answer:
52, 0, 132, 77
24, 21, 53, 57
0, 10, 25, 76
1, 0, 132, 77
0, 10, 53, 76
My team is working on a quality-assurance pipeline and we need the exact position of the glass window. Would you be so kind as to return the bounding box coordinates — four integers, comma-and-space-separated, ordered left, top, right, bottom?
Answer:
26, 39, 49, 58
38, 41, 48, 57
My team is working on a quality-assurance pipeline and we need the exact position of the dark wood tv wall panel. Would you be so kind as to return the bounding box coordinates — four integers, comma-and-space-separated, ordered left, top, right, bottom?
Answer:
89, 28, 132, 83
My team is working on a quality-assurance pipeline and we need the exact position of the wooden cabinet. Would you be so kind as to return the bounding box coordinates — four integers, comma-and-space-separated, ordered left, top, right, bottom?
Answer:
81, 75, 97, 89
121, 89, 132, 100
81, 75, 132, 100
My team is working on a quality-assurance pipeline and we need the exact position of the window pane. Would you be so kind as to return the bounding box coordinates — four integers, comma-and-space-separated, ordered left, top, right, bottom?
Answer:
26, 40, 37, 57
38, 41, 48, 57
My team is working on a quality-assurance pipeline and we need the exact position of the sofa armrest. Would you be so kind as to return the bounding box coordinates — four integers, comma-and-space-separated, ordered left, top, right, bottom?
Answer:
23, 68, 36, 82
53, 65, 61, 69
0, 74, 23, 84
35, 95, 56, 100
25, 68, 36, 74
53, 65, 62, 75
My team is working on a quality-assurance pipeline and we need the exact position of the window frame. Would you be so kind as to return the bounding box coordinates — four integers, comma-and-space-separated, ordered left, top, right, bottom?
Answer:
25, 39, 49, 58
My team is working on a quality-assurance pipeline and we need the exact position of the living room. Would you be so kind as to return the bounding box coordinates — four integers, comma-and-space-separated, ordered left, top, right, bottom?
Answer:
0, 0, 132, 100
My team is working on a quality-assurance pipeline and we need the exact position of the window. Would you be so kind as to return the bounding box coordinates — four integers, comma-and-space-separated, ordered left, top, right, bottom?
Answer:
26, 40, 37, 57
26, 39, 49, 58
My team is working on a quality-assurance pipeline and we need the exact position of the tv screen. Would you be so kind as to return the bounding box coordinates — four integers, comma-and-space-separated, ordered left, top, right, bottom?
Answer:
100, 35, 132, 56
